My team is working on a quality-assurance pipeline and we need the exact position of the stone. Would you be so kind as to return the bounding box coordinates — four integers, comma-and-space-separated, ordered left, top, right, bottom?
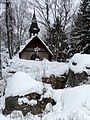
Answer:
42, 74, 67, 89
24, 93, 41, 100
67, 70, 88, 87
3, 93, 56, 116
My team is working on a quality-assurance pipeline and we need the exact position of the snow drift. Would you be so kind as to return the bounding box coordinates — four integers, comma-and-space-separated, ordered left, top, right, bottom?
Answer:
5, 72, 43, 97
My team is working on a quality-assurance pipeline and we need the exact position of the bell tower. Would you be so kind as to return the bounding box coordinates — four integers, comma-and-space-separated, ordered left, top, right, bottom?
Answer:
29, 10, 40, 37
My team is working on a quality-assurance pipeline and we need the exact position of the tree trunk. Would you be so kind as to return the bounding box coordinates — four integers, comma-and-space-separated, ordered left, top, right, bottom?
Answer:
0, 26, 2, 79
9, 3, 14, 56
6, 0, 12, 59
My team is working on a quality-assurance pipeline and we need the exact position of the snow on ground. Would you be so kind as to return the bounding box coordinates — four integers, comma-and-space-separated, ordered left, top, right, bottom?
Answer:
0, 53, 90, 120
1, 73, 90, 120
2, 53, 90, 80
61, 85, 90, 116
42, 85, 90, 120
2, 54, 69, 80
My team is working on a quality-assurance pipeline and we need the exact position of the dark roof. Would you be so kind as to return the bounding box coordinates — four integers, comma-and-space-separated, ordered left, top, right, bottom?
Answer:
29, 10, 40, 34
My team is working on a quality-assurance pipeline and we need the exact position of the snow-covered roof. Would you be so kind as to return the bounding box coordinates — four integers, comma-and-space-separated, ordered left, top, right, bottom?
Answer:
19, 35, 53, 56
19, 35, 36, 53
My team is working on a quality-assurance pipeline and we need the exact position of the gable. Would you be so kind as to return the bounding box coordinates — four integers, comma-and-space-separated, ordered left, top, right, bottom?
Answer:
20, 36, 53, 56
27, 37, 46, 49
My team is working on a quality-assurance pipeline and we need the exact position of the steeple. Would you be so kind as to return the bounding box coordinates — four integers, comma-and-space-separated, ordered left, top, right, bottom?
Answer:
29, 10, 40, 37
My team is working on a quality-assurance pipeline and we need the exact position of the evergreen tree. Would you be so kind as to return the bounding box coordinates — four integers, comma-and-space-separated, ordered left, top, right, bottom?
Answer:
47, 16, 68, 61
82, 0, 90, 53
70, 0, 90, 54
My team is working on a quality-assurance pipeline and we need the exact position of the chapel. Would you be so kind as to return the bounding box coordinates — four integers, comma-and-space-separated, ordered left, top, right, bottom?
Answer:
19, 10, 53, 61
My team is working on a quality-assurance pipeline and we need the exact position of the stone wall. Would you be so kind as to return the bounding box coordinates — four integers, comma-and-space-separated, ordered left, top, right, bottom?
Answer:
3, 92, 56, 116
42, 70, 89, 88
42, 74, 67, 89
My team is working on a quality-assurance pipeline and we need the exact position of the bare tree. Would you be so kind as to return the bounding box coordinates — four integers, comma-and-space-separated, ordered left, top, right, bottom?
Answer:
1, 0, 32, 56
45, 0, 49, 22
28, 0, 76, 35
28, 0, 50, 27
13, 0, 32, 52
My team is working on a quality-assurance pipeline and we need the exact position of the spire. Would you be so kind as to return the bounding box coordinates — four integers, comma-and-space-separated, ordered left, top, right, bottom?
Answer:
29, 9, 40, 37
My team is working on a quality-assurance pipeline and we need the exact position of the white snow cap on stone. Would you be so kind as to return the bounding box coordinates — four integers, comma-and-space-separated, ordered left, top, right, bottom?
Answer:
18, 97, 37, 106
69, 53, 90, 74
5, 72, 43, 97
